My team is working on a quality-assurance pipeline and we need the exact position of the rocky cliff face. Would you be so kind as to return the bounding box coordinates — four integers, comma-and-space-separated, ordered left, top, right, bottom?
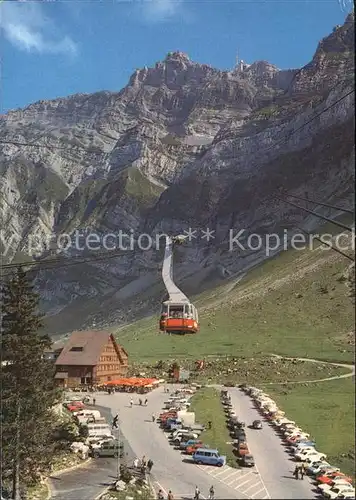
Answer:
0, 13, 354, 334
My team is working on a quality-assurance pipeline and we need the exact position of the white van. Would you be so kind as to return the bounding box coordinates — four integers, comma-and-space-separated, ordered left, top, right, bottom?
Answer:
86, 423, 111, 437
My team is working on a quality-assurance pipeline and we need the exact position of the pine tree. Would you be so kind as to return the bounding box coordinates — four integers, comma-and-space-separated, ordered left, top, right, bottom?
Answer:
1, 267, 60, 499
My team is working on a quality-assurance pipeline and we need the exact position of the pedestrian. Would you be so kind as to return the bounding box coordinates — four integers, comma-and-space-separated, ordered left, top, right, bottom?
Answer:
130, 398, 133, 407
112, 414, 119, 429
208, 485, 215, 499
141, 455, 146, 467
93, 397, 96, 406
157, 490, 164, 500
300, 464, 305, 480
133, 457, 139, 468
167, 490, 174, 500
147, 459, 153, 472
207, 421, 212, 429
144, 398, 148, 405
194, 485, 200, 500
152, 414, 156, 422
139, 398, 142, 406
293, 466, 299, 480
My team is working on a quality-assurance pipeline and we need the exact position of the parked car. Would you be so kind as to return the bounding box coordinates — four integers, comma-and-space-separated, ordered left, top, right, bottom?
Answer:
324, 486, 355, 499
236, 443, 249, 456
179, 439, 203, 450
318, 479, 353, 494
173, 433, 199, 445
252, 420, 262, 429
241, 454, 255, 467
317, 473, 352, 486
192, 448, 226, 467
186, 443, 208, 455
91, 440, 124, 458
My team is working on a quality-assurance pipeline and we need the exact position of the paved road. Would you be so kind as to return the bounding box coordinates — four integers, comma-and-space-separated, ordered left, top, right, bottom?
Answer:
227, 387, 316, 499
49, 404, 135, 500
94, 386, 319, 499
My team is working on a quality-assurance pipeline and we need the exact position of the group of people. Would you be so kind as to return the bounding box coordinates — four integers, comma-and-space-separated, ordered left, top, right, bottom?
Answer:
293, 463, 307, 480
133, 455, 154, 474
129, 397, 148, 407
156, 485, 215, 500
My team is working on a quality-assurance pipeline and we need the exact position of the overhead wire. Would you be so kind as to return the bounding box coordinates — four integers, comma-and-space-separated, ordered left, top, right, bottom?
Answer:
275, 196, 354, 232
281, 193, 354, 215
296, 226, 354, 262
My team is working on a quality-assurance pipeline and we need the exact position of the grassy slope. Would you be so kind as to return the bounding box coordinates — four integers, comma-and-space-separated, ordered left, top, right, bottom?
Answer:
115, 244, 354, 363
267, 378, 355, 477
189, 387, 236, 467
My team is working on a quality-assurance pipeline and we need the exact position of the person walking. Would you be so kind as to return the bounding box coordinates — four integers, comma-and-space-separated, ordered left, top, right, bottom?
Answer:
167, 491, 174, 500
293, 466, 299, 480
147, 459, 153, 472
300, 464, 305, 480
152, 414, 156, 422
112, 414, 119, 429
130, 398, 133, 408
157, 490, 164, 500
194, 485, 200, 500
92, 397, 96, 406
133, 457, 139, 468
208, 485, 215, 499
144, 398, 148, 405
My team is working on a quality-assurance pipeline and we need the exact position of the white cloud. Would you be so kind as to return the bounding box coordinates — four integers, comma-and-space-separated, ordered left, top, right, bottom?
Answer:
0, 1, 78, 56
142, 0, 183, 22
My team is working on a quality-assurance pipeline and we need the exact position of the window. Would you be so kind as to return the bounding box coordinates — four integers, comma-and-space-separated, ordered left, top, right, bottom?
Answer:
70, 346, 83, 352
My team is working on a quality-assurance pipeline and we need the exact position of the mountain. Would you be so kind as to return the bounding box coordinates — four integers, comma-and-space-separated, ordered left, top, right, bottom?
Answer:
0, 13, 354, 335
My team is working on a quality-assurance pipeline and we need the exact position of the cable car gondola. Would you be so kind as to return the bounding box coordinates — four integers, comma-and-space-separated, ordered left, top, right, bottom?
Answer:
159, 235, 199, 335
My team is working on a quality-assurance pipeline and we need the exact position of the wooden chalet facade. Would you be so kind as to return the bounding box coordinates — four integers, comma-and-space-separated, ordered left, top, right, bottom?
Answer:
54, 330, 128, 388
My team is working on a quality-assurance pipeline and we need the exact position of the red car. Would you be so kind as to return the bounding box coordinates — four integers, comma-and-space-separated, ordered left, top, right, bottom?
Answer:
186, 442, 205, 455
66, 401, 85, 411
317, 472, 352, 485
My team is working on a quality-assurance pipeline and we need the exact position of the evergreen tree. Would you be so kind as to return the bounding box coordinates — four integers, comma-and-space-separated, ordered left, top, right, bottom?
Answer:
1, 267, 60, 499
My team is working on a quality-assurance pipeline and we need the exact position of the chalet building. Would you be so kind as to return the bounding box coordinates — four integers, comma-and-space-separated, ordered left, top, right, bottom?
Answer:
54, 330, 128, 388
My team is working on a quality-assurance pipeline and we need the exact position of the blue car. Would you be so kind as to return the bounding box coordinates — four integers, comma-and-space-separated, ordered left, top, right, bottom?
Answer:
306, 462, 337, 476
192, 448, 226, 467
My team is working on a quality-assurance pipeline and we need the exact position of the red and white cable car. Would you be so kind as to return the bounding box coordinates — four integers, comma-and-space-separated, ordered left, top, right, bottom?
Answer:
159, 235, 199, 335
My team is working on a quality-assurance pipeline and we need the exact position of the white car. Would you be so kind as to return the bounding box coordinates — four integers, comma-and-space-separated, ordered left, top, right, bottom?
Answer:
324, 486, 355, 498
294, 447, 316, 457
91, 438, 116, 450
289, 431, 310, 439
87, 434, 114, 444
303, 452, 327, 463
318, 480, 352, 493
295, 449, 326, 461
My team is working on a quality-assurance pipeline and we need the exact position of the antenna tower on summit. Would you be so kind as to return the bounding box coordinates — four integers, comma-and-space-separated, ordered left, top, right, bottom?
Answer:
235, 50, 239, 70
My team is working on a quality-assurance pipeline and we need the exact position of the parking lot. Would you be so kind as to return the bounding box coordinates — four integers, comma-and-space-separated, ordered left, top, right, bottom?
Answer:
195, 463, 270, 499
92, 385, 318, 499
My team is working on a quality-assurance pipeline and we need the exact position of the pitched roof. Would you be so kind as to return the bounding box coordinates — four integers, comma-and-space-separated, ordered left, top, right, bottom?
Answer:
55, 330, 125, 366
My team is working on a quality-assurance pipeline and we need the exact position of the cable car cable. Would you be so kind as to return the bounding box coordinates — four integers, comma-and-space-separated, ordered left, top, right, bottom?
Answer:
296, 226, 354, 262
281, 193, 354, 215
275, 196, 354, 232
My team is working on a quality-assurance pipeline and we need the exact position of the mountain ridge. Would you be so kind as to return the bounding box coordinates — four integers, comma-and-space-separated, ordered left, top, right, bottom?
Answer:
0, 12, 354, 334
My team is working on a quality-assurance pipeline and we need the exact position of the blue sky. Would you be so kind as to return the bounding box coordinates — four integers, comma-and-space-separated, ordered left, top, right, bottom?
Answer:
0, 0, 352, 112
